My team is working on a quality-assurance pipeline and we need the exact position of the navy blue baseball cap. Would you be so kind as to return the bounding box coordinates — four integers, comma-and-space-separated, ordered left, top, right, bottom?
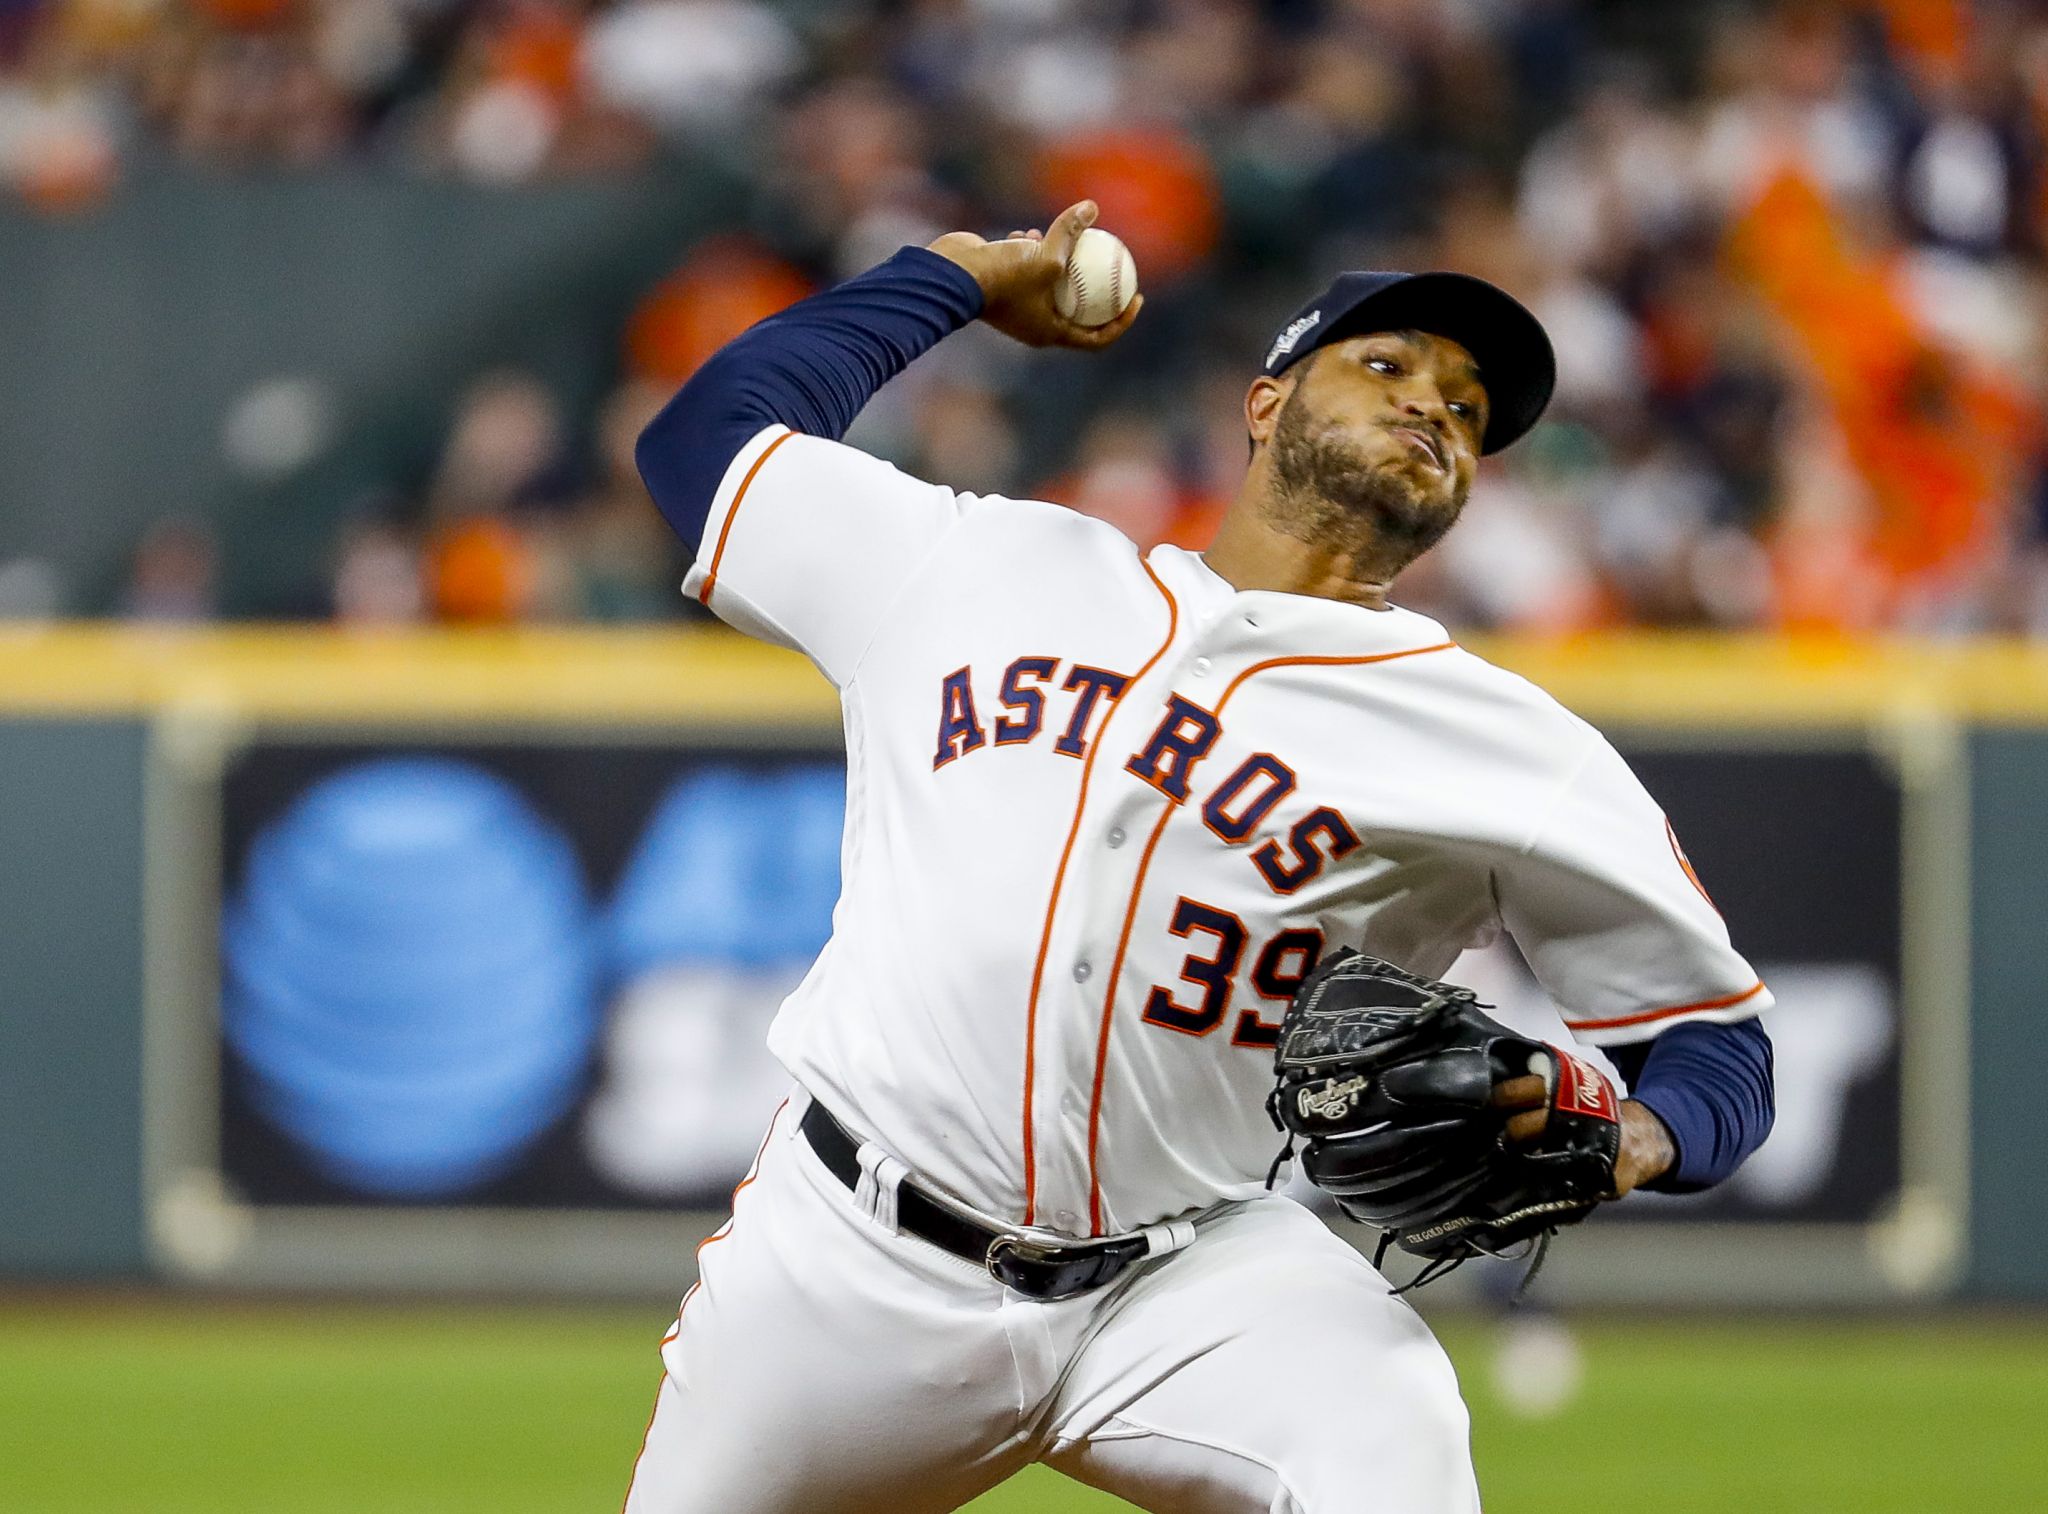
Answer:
1262, 271, 1556, 454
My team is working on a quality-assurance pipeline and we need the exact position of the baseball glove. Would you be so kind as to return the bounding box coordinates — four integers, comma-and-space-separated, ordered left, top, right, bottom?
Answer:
1265, 948, 1623, 1289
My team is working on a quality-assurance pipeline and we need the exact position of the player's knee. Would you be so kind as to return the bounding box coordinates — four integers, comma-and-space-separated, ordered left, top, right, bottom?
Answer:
1377, 1341, 1477, 1504
1298, 1336, 1472, 1505
1369, 1334, 1465, 1430
1408, 1363, 1472, 1453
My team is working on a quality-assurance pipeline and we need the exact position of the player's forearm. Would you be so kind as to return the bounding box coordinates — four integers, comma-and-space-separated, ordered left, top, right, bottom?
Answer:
1609, 1017, 1775, 1193
635, 246, 984, 549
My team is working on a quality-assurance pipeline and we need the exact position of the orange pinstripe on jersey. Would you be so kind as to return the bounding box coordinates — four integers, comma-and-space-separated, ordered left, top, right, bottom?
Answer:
674, 1095, 788, 1322
697, 429, 796, 607
618, 1376, 666, 1514
1082, 799, 1181, 1233
1214, 646, 1458, 707
620, 1098, 789, 1510
1565, 980, 1766, 1032
1020, 561, 1178, 1227
1082, 639, 1457, 1234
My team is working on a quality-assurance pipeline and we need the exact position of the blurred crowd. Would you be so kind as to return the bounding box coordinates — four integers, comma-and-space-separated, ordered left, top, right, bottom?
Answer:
16, 0, 2048, 632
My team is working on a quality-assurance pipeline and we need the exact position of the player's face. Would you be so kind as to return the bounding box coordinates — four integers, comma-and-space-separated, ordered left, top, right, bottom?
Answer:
1259, 330, 1487, 570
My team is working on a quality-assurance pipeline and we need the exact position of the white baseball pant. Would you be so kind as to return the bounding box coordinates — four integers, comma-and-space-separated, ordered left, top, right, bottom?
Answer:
621, 1095, 1482, 1514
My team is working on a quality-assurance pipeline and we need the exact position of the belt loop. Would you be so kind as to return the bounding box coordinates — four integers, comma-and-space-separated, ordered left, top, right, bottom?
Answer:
1141, 1220, 1198, 1258
853, 1142, 909, 1233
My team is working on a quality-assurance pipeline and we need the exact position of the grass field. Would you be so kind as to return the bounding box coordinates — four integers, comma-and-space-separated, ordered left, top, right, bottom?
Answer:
2, 1298, 2042, 1513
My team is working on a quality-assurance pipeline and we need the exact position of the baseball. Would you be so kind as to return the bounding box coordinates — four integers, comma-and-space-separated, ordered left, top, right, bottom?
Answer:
1054, 226, 1138, 327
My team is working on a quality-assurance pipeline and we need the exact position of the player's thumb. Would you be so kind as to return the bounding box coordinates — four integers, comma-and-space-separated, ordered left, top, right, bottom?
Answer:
1041, 199, 1098, 271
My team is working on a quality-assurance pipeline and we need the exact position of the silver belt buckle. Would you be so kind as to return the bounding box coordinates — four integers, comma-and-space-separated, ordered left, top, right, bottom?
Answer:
985, 1233, 1059, 1279
985, 1232, 1120, 1300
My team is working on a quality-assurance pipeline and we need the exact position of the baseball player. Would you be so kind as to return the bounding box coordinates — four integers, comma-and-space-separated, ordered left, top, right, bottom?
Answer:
624, 200, 1776, 1513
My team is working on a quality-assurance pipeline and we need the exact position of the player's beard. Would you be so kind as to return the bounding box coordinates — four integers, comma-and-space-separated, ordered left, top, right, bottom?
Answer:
1264, 382, 1469, 579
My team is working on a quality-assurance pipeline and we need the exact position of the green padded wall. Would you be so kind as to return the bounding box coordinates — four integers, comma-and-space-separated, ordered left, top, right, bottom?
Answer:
1967, 729, 2048, 1298
0, 719, 149, 1276
0, 158, 736, 613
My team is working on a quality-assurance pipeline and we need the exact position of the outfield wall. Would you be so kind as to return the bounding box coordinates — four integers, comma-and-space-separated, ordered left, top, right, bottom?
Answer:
0, 626, 2040, 1302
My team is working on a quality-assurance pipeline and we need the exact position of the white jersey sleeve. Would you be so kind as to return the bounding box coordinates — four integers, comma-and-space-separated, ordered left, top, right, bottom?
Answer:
1493, 729, 1771, 1047
681, 424, 982, 687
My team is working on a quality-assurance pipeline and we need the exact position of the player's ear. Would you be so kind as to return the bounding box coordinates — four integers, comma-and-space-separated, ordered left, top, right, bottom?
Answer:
1245, 374, 1289, 452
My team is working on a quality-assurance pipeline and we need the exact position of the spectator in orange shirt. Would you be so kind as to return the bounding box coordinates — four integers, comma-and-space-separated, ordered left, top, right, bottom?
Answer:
627, 237, 815, 389
1034, 123, 1219, 289
421, 370, 571, 623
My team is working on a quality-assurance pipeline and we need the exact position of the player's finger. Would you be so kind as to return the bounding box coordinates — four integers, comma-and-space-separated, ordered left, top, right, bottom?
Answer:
1505, 1108, 1550, 1144
1062, 292, 1144, 350
1040, 198, 1098, 269
1491, 1073, 1548, 1111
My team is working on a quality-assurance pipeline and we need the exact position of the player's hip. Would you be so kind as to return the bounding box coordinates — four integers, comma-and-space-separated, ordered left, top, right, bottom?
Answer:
765, 1028, 1033, 1216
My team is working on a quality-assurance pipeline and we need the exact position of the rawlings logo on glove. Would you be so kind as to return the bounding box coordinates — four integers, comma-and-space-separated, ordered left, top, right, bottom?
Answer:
1265, 949, 1622, 1290
1297, 1075, 1371, 1123
1551, 1049, 1620, 1121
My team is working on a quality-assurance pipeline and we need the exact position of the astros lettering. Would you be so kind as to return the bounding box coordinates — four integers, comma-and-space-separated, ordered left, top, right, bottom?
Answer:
934, 658, 1363, 907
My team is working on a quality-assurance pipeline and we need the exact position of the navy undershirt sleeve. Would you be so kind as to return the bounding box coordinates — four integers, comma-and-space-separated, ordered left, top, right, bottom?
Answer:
1607, 1017, 1775, 1192
634, 246, 986, 550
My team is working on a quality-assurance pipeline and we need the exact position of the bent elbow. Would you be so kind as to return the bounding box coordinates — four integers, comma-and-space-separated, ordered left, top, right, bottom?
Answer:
1725, 1014, 1776, 1176
635, 361, 754, 550
633, 398, 685, 523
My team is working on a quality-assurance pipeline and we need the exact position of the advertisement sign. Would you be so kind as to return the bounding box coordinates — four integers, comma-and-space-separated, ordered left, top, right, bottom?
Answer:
216, 739, 840, 1212
209, 737, 1906, 1235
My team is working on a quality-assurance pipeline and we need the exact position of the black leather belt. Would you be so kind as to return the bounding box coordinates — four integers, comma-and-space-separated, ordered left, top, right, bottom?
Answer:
799, 1100, 1152, 1302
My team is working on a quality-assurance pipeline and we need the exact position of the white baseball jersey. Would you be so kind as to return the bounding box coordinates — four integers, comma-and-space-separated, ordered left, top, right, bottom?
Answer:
685, 423, 1771, 1240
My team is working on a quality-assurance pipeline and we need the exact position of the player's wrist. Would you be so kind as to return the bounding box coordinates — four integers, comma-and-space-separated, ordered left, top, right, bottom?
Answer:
920, 236, 1002, 303
1612, 1100, 1677, 1197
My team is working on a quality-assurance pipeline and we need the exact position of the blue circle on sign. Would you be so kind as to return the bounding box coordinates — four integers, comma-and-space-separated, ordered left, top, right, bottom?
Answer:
223, 757, 597, 1197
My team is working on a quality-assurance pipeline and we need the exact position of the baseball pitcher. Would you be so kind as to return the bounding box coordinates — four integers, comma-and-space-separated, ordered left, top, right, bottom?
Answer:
623, 200, 1776, 1513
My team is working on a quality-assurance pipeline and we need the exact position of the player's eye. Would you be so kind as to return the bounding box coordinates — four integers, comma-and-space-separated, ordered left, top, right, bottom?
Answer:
1366, 357, 1401, 376
1448, 401, 1476, 420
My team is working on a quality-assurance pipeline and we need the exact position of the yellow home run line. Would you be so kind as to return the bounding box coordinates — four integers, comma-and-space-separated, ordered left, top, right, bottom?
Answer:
2, 624, 2048, 725
0, 624, 837, 725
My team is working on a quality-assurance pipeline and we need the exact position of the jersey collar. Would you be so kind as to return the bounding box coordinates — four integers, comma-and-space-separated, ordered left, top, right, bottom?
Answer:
1146, 544, 1455, 659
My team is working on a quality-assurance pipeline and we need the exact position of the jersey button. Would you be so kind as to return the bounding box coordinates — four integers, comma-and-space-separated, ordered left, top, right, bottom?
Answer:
1192, 657, 1212, 677
1107, 827, 1126, 848
1054, 1210, 1080, 1230
1073, 961, 1092, 983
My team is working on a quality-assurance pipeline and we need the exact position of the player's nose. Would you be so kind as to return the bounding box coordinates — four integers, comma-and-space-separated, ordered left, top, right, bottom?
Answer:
1395, 387, 1450, 431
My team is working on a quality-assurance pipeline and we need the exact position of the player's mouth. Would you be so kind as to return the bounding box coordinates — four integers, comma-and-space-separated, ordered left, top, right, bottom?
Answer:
1387, 424, 1446, 473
